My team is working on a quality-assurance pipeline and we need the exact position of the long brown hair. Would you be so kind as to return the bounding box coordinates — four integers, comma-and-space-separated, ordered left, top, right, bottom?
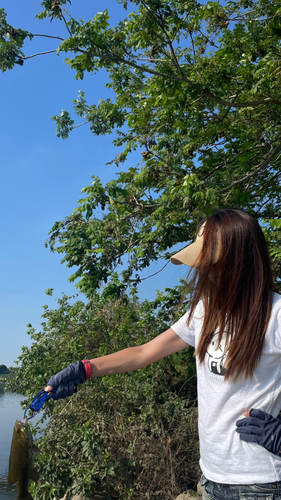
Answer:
187, 209, 273, 381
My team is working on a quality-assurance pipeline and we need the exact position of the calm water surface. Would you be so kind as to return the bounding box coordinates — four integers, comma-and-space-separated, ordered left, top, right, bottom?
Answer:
0, 383, 47, 500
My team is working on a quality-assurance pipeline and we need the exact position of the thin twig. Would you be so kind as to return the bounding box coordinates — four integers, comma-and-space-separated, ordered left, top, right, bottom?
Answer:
140, 260, 170, 281
233, 15, 274, 22
178, 373, 196, 396
145, 148, 173, 169
61, 13, 73, 37
190, 94, 204, 106
58, 398, 73, 415
256, 197, 272, 212
72, 121, 88, 130
31, 33, 64, 41
132, 57, 170, 63
23, 50, 58, 60
198, 29, 219, 49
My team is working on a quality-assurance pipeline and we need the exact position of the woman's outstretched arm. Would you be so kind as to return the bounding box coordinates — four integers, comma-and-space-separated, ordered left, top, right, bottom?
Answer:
45, 328, 189, 396
89, 328, 189, 378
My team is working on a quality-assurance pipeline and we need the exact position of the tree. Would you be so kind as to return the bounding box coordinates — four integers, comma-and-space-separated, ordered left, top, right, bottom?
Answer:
0, 364, 9, 374
1, 0, 281, 297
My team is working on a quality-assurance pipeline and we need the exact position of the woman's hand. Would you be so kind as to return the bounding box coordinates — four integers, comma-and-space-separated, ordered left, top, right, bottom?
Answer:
44, 360, 91, 400
236, 408, 281, 457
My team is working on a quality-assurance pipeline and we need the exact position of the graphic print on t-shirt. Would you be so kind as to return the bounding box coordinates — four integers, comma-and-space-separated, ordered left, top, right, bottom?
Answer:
206, 332, 228, 377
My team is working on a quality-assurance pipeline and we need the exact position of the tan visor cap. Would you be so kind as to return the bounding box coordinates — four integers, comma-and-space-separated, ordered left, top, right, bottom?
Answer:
170, 223, 206, 268
170, 223, 221, 268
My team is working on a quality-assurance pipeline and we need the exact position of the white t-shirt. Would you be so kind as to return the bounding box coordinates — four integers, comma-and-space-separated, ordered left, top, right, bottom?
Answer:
171, 292, 281, 484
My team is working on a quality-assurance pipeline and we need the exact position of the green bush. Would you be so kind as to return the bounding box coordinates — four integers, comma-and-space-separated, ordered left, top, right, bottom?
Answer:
8, 286, 199, 499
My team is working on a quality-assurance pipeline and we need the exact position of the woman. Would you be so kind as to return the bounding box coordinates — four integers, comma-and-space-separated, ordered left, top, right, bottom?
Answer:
45, 209, 281, 498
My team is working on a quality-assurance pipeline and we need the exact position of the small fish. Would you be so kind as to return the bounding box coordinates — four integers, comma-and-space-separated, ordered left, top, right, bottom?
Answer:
8, 417, 40, 500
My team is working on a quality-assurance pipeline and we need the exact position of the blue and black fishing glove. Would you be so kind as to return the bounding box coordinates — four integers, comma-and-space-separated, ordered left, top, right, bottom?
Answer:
236, 408, 281, 457
46, 360, 92, 400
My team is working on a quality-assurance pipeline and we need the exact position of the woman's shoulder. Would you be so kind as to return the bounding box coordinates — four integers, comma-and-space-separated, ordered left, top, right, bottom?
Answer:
191, 300, 205, 322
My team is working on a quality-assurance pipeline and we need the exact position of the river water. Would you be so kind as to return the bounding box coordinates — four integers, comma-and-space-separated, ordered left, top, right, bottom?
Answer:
0, 383, 47, 500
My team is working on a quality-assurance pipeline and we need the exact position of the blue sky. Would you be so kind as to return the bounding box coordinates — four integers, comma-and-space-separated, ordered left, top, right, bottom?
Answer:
0, 0, 188, 368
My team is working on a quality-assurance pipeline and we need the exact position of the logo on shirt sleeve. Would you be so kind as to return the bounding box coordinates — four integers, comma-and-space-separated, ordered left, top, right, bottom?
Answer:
206, 332, 228, 377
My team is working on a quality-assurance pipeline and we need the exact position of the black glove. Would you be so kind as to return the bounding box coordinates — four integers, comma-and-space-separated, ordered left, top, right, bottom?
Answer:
236, 408, 281, 457
46, 361, 87, 400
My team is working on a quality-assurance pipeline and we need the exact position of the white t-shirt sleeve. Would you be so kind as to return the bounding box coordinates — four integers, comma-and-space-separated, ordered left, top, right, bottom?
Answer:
171, 309, 196, 347
276, 309, 281, 351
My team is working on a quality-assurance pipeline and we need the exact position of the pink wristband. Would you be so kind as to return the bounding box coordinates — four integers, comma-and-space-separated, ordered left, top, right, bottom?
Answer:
82, 360, 92, 380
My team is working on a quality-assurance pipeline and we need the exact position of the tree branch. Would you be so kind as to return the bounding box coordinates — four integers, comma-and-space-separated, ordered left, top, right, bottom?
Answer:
201, 143, 270, 181
139, 260, 170, 281
253, 162, 281, 196
24, 33, 281, 109
215, 142, 281, 194
72, 121, 88, 130
256, 196, 272, 213
132, 56, 169, 63
32, 33, 64, 41
137, 0, 185, 78
24, 50, 58, 60
103, 53, 281, 108
61, 13, 73, 38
